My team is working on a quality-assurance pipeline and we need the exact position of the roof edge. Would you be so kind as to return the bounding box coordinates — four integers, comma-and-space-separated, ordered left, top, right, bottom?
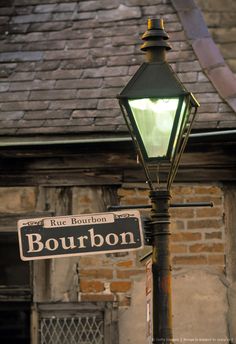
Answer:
0, 135, 132, 147
1, 130, 236, 148
171, 0, 236, 113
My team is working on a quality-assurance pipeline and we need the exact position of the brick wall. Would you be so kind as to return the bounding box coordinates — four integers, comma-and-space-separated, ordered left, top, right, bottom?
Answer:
78, 253, 143, 306
118, 183, 225, 269
71, 186, 143, 306
77, 183, 225, 306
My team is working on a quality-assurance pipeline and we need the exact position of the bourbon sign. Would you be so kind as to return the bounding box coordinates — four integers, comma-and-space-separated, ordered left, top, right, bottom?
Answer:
17, 211, 143, 261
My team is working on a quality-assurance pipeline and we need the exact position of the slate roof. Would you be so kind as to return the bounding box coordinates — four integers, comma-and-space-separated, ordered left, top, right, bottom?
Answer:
0, 0, 236, 140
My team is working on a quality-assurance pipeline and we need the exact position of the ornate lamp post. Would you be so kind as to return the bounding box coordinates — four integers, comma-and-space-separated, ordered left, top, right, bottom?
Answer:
117, 18, 199, 343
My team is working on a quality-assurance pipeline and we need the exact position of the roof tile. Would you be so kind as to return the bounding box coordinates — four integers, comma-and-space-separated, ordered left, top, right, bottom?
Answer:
0, 51, 43, 62
11, 13, 51, 24
218, 120, 236, 128
49, 99, 98, 110
0, 91, 29, 102
207, 66, 236, 99
97, 99, 120, 110
44, 118, 94, 127
0, 111, 24, 120
55, 78, 102, 90
10, 80, 55, 91
97, 5, 141, 23
0, 0, 235, 138
192, 38, 224, 69
1, 101, 49, 111
29, 89, 76, 101
24, 110, 71, 120
78, 0, 119, 12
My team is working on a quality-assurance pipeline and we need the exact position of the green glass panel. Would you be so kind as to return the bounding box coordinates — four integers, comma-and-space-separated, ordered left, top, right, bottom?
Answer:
171, 99, 187, 157
128, 98, 179, 159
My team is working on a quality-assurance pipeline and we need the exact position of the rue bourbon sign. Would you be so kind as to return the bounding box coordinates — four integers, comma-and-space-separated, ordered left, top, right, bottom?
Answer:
17, 211, 144, 261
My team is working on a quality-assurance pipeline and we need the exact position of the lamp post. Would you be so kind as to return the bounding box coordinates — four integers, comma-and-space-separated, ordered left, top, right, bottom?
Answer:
117, 18, 199, 343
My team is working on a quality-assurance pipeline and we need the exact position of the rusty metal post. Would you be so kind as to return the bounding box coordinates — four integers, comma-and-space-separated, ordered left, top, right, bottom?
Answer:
149, 189, 173, 344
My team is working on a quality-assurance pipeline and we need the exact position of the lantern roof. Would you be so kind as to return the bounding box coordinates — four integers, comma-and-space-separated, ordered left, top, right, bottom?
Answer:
119, 62, 187, 99
119, 62, 199, 108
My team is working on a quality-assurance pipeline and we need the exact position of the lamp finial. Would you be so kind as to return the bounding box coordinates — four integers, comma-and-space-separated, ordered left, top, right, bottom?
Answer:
141, 18, 171, 62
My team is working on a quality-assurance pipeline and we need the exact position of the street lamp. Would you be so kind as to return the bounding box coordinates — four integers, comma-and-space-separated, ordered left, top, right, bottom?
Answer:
118, 18, 199, 190
117, 18, 199, 343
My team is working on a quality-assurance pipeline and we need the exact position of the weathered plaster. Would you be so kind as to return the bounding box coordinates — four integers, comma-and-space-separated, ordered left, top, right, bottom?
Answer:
225, 184, 236, 343
118, 276, 147, 344
173, 269, 228, 342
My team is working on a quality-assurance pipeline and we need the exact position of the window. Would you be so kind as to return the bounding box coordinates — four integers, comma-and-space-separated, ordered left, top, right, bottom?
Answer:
0, 232, 30, 288
0, 302, 30, 344
38, 303, 119, 344
0, 232, 31, 344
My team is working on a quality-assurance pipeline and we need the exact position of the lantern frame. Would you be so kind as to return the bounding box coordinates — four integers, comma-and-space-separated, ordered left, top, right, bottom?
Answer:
118, 61, 199, 165
117, 18, 199, 190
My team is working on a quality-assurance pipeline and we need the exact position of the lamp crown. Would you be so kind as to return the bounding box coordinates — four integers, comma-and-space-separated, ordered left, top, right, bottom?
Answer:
147, 18, 164, 31
141, 18, 171, 62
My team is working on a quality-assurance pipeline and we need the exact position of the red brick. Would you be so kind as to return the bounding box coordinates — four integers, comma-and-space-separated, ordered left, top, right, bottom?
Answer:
136, 189, 149, 197
172, 186, 194, 195
79, 269, 113, 279
170, 208, 194, 218
189, 243, 224, 253
170, 221, 185, 231
172, 232, 201, 242
120, 197, 148, 205
187, 196, 223, 206
208, 255, 225, 265
117, 189, 135, 197
173, 255, 207, 265
110, 281, 132, 292
205, 232, 222, 240
116, 260, 133, 268
80, 294, 114, 302
79, 256, 110, 266
116, 269, 143, 279
196, 207, 222, 217
171, 244, 188, 254
188, 219, 223, 229
80, 280, 104, 293
194, 186, 222, 195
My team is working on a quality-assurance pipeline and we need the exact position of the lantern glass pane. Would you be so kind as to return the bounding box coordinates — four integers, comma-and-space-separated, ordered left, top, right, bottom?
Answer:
128, 98, 179, 158
172, 99, 187, 157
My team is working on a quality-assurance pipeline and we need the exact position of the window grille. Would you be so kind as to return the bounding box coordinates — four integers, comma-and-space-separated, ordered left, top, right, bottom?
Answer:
40, 314, 104, 344
38, 303, 118, 344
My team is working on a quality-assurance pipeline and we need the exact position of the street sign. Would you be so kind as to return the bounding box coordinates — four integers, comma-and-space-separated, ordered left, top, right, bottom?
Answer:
18, 211, 144, 261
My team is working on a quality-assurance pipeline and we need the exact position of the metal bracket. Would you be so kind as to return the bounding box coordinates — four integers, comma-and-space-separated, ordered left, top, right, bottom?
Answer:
107, 202, 213, 211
